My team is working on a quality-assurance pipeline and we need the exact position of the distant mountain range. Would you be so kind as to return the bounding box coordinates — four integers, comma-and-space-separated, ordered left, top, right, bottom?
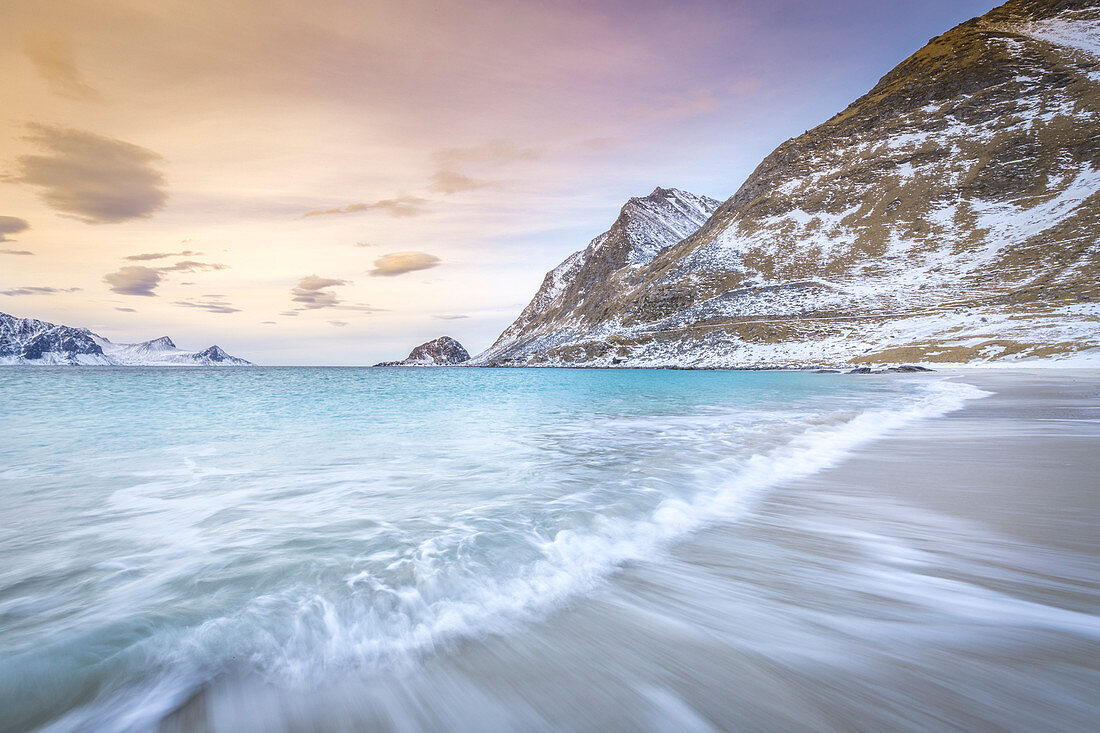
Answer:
466, 0, 1100, 368
0, 312, 252, 366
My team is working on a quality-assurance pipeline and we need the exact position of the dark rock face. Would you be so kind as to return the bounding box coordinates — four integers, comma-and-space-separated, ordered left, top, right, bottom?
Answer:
194, 345, 227, 361
377, 336, 471, 366
471, 0, 1100, 368
19, 328, 103, 361
0, 313, 104, 363
849, 365, 935, 374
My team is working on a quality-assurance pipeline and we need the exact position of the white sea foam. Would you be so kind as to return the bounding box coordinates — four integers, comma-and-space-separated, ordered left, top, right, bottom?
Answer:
115, 384, 984, 732
1, 370, 987, 732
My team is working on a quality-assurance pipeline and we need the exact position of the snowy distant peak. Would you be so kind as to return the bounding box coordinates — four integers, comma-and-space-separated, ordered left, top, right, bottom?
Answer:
195, 345, 226, 359
376, 336, 471, 366
0, 311, 253, 366
192, 345, 252, 366
143, 336, 176, 350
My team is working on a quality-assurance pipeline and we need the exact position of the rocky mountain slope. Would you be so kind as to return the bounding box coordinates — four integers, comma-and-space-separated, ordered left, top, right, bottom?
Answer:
474, 0, 1100, 368
475, 188, 720, 364
376, 336, 470, 366
0, 312, 253, 365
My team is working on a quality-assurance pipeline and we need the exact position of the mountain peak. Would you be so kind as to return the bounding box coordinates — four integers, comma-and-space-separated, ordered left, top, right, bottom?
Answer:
141, 336, 176, 350
376, 336, 471, 366
191, 345, 253, 365
471, 188, 720, 365
607, 187, 721, 267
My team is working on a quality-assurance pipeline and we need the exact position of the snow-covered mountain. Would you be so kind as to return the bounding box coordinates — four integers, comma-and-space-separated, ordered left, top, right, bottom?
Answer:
0, 312, 253, 366
474, 0, 1100, 368
473, 187, 720, 364
376, 336, 471, 366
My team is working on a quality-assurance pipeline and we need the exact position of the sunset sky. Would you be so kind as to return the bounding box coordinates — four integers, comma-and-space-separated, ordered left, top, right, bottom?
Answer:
1, 0, 997, 365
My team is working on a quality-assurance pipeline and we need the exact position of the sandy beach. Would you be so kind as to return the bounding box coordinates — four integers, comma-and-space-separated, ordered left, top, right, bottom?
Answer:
154, 368, 1100, 732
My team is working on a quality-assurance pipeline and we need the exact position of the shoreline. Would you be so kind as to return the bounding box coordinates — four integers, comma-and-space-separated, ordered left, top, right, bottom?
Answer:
779, 367, 1100, 553
158, 368, 1100, 732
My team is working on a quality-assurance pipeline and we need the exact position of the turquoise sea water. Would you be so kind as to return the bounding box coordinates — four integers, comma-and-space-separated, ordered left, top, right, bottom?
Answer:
0, 368, 1041, 731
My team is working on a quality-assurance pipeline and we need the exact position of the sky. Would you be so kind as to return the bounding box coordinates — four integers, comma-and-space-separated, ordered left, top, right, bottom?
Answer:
0, 0, 999, 365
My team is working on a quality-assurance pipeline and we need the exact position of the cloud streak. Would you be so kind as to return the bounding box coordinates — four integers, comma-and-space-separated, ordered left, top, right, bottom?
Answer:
289, 274, 379, 312
23, 31, 100, 101
427, 139, 539, 197
0, 217, 30, 242
290, 274, 350, 309
369, 251, 441, 277
157, 260, 227, 273
125, 250, 200, 261
16, 125, 168, 224
433, 139, 541, 168
299, 196, 427, 219
103, 258, 227, 297
429, 170, 494, 195
103, 266, 161, 296
173, 298, 241, 314
636, 89, 719, 120
1, 286, 82, 296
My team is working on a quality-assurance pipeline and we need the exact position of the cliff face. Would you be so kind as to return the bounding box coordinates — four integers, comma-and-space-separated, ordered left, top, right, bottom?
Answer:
477, 0, 1100, 367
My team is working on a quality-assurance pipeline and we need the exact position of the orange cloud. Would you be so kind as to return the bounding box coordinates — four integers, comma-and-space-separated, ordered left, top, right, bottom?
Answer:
368, 252, 441, 277
0, 216, 30, 241
299, 197, 427, 219
23, 31, 100, 101
17, 125, 167, 224
429, 170, 494, 195
433, 139, 542, 168
104, 266, 161, 296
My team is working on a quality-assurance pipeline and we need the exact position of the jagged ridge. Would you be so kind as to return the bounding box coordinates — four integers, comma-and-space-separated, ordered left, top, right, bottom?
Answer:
474, 187, 720, 364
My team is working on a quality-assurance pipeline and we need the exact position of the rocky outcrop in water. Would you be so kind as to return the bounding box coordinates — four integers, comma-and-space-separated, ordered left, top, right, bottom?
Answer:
376, 336, 471, 366
0, 312, 253, 365
473, 0, 1100, 368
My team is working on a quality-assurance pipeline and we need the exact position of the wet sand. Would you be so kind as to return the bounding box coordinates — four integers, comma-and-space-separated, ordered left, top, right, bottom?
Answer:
165, 369, 1100, 732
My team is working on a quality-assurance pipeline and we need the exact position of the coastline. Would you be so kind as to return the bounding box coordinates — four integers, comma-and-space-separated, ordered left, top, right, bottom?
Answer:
783, 367, 1100, 554
158, 368, 1100, 732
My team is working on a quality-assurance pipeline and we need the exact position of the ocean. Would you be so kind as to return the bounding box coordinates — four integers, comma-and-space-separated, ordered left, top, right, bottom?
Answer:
1, 368, 1095, 732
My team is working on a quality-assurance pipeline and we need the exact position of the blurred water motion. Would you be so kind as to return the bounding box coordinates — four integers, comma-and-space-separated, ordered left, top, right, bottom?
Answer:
0, 368, 1096, 731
